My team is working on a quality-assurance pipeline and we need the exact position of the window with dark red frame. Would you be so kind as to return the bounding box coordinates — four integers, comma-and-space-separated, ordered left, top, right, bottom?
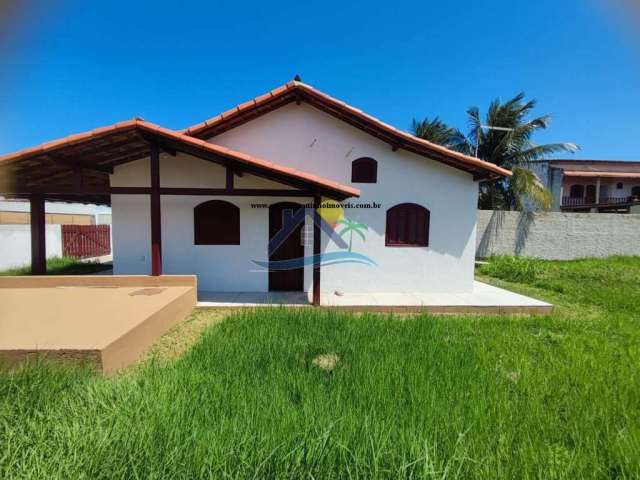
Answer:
385, 203, 429, 247
194, 200, 240, 245
351, 157, 377, 183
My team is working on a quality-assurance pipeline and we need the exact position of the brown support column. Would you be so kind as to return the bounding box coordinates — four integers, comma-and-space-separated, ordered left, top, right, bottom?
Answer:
29, 195, 46, 275
225, 167, 234, 192
150, 144, 162, 276
312, 194, 322, 306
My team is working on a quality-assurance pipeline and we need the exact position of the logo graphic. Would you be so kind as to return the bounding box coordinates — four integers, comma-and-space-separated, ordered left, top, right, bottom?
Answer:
252, 201, 376, 271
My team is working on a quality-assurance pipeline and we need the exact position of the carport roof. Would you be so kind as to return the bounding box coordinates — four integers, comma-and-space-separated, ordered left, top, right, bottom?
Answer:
0, 119, 360, 204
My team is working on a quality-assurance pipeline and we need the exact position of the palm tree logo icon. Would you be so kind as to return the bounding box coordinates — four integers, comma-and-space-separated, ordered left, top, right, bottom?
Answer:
336, 218, 368, 252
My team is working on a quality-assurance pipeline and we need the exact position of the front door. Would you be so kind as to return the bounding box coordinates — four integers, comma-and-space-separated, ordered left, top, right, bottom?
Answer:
585, 184, 597, 204
269, 202, 304, 291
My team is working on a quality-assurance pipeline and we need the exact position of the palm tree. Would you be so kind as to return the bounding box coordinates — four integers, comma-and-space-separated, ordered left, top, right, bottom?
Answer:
337, 218, 368, 252
410, 117, 467, 151
412, 93, 579, 210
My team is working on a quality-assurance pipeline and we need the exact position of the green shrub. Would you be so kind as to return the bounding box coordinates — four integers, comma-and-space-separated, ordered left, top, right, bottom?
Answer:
477, 255, 543, 283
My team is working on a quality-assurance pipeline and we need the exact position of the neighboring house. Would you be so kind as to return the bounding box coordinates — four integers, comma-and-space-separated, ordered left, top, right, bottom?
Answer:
0, 79, 509, 303
0, 197, 111, 225
531, 160, 640, 213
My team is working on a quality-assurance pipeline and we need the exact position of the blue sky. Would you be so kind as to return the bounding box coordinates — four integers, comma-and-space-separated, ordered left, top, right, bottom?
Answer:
1, 0, 639, 160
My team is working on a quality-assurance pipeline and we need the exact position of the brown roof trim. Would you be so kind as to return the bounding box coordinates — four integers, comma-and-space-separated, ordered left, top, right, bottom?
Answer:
184, 81, 511, 180
0, 119, 360, 200
563, 171, 640, 179
549, 159, 640, 166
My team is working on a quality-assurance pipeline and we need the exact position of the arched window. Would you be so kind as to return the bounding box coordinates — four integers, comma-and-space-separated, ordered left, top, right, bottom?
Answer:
616, 182, 624, 190
386, 203, 429, 247
351, 157, 378, 183
194, 200, 240, 245
569, 184, 584, 199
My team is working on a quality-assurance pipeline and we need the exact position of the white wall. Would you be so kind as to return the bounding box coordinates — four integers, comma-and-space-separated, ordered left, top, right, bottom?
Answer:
0, 198, 111, 216
111, 155, 313, 291
111, 103, 478, 294
0, 224, 62, 271
477, 210, 640, 259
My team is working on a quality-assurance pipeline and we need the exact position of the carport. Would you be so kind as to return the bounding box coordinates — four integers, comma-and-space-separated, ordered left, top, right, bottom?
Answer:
0, 119, 359, 305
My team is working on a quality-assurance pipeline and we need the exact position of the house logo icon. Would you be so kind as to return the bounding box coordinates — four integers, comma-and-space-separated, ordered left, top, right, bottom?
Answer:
252, 205, 376, 271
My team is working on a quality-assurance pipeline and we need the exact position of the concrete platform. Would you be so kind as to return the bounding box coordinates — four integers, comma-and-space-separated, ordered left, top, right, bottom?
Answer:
0, 275, 197, 374
197, 281, 553, 315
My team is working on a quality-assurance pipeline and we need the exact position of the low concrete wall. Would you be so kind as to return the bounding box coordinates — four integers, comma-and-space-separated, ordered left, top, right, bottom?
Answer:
0, 224, 62, 271
477, 210, 640, 260
0, 275, 197, 289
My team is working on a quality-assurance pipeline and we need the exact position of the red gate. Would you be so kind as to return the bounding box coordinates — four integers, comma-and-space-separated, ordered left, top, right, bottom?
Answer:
62, 225, 111, 258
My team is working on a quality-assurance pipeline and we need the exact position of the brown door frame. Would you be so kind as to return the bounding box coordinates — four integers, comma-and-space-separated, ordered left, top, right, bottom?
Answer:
268, 202, 305, 291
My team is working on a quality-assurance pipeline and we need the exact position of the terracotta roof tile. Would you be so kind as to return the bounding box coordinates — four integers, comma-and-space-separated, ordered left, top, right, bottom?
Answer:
184, 81, 511, 179
0, 118, 359, 200
255, 92, 274, 103
237, 99, 257, 110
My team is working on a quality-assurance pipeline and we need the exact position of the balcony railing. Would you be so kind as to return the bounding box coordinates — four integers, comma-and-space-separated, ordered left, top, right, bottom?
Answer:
562, 196, 638, 207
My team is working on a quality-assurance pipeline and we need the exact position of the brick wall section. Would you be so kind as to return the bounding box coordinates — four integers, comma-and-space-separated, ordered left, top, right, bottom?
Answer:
477, 210, 640, 259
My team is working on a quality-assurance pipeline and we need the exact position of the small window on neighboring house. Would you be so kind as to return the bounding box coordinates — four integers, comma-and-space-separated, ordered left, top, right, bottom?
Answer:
569, 184, 584, 198
194, 200, 240, 245
386, 203, 429, 247
617, 182, 624, 190
351, 157, 378, 183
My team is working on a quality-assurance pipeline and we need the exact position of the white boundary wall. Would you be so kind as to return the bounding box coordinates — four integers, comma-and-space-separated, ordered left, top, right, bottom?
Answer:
477, 210, 640, 259
0, 224, 63, 271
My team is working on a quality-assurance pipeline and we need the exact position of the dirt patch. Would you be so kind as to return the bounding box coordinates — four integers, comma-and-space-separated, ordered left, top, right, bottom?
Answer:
312, 353, 340, 372
148, 309, 229, 360
125, 309, 231, 372
506, 370, 521, 383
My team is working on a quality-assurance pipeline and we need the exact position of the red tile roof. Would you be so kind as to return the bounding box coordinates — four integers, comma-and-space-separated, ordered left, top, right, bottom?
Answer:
0, 119, 360, 200
184, 80, 512, 180
138, 120, 360, 198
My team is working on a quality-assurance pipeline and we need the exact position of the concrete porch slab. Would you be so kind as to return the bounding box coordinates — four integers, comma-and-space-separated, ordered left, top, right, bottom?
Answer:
197, 281, 553, 315
0, 275, 197, 373
197, 291, 309, 306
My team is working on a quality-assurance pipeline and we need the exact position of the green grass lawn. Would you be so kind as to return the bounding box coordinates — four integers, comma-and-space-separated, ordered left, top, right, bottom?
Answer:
0, 256, 110, 276
1, 257, 639, 479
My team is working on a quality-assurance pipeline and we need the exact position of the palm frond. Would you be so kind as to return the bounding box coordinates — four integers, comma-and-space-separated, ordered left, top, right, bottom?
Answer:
510, 167, 553, 210
353, 229, 366, 241
416, 91, 579, 210
354, 222, 369, 231
411, 117, 466, 150
512, 143, 580, 165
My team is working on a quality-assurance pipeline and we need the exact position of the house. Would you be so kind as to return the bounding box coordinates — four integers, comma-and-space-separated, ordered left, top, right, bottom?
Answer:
531, 159, 640, 213
0, 196, 111, 225
0, 79, 510, 304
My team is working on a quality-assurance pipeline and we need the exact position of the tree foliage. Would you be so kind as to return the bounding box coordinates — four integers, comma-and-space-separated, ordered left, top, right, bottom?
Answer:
412, 93, 579, 210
